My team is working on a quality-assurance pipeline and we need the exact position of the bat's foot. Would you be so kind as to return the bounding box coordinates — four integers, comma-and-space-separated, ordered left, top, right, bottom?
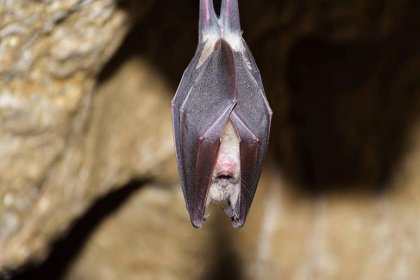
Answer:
224, 205, 235, 217
231, 218, 243, 228
224, 201, 243, 228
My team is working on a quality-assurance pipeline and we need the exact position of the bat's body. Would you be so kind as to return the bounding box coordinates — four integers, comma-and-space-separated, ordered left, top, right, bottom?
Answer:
171, 0, 272, 228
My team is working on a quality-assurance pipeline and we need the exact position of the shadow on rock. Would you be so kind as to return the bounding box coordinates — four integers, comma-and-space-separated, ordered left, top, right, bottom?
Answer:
7, 180, 149, 280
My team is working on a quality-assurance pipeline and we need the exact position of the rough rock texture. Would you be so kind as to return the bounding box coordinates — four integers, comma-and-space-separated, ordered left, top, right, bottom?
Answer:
0, 0, 156, 272
1, 0, 420, 279
66, 183, 214, 280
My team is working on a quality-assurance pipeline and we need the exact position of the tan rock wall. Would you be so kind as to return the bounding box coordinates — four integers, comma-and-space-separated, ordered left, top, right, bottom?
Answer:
0, 0, 155, 271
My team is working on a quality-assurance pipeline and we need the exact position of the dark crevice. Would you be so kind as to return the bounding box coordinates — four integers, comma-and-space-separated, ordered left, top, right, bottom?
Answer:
6, 179, 149, 280
284, 0, 420, 194
98, 0, 199, 87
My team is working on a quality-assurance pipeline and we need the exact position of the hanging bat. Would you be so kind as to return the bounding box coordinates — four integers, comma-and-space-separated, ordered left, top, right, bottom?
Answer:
171, 0, 272, 228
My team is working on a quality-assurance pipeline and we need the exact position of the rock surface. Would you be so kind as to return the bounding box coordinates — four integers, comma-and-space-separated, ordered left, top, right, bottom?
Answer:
0, 0, 156, 272
66, 183, 213, 280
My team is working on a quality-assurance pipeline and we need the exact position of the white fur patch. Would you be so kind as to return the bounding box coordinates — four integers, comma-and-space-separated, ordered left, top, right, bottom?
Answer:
196, 31, 220, 69
222, 31, 245, 53
197, 30, 251, 70
206, 120, 241, 211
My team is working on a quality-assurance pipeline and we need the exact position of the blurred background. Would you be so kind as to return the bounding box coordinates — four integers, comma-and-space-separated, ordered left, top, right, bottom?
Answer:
0, 0, 419, 279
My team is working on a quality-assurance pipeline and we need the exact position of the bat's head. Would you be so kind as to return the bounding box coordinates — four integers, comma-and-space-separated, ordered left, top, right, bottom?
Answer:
204, 119, 242, 228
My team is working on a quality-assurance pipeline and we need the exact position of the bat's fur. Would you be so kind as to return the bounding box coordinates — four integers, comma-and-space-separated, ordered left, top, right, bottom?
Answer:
206, 120, 241, 216
197, 30, 252, 71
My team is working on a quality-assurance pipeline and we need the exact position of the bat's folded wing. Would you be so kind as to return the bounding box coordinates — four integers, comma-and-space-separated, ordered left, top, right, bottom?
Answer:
172, 40, 238, 228
230, 50, 272, 227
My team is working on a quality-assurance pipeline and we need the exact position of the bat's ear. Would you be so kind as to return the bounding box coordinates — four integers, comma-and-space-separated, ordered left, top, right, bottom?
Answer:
199, 0, 219, 42
220, 0, 241, 33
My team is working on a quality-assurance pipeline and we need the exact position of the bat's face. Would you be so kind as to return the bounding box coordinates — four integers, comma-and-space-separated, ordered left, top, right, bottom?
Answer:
171, 0, 272, 228
206, 120, 241, 219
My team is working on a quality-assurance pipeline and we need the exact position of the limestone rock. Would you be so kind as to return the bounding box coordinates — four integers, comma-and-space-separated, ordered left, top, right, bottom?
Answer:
0, 0, 156, 272
66, 183, 214, 280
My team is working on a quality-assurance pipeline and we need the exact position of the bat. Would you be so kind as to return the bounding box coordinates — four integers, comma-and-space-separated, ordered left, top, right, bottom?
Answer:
171, 0, 272, 228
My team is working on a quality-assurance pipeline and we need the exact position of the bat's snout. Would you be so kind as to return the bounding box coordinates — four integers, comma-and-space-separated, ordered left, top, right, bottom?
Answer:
214, 154, 237, 181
